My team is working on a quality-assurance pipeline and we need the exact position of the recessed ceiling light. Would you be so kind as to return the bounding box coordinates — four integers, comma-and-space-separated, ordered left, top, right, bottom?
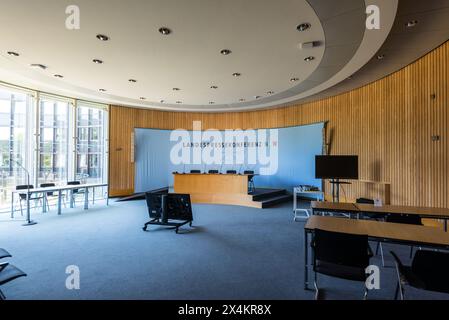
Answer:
7, 51, 19, 57
93, 59, 103, 64
255, 95, 261, 99
239, 98, 245, 102
139, 97, 146, 100
209, 101, 215, 104
297, 23, 311, 31
176, 101, 182, 104
128, 79, 137, 83
172, 87, 180, 91
99, 88, 107, 92
220, 49, 232, 55
232, 73, 241, 77
406, 20, 418, 28
267, 91, 274, 95
158, 27, 171, 35
377, 54, 385, 60
54, 74, 64, 78
290, 77, 299, 82
304, 56, 315, 62
30, 63, 47, 70
96, 34, 109, 41
210, 85, 218, 89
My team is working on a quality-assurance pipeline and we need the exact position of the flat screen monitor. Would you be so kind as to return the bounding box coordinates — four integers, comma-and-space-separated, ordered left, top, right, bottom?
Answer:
315, 155, 359, 179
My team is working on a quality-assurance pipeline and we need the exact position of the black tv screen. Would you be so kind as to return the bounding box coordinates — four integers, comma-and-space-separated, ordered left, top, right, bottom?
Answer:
315, 155, 359, 179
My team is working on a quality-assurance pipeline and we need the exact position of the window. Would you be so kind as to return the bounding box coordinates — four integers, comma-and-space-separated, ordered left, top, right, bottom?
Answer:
0, 87, 34, 208
76, 104, 108, 184
0, 84, 108, 213
38, 99, 70, 185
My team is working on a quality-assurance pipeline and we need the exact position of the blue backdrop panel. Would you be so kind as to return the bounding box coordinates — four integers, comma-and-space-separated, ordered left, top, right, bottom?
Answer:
134, 123, 323, 193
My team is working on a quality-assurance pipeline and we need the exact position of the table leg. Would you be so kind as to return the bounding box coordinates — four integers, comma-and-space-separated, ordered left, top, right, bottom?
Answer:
445, 220, 447, 232
304, 229, 309, 290
92, 187, 95, 205
84, 187, 89, 210
70, 190, 74, 208
11, 192, 14, 219
58, 190, 62, 215
106, 187, 109, 206
26, 192, 30, 220
43, 194, 47, 213
293, 190, 297, 213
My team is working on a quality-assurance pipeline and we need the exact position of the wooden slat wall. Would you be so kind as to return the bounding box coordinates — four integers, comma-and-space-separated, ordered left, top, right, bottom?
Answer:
109, 41, 449, 208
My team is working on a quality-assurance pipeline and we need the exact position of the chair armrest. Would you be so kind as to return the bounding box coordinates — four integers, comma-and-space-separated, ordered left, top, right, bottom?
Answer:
367, 244, 374, 258
0, 262, 9, 272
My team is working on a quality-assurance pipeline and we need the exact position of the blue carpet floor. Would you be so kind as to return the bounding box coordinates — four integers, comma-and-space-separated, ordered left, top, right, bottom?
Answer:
0, 200, 448, 300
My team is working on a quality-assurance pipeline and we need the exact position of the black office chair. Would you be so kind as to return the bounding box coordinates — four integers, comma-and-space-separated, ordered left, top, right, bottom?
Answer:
67, 181, 85, 207
312, 229, 373, 300
391, 250, 449, 300
40, 183, 66, 211
0, 262, 27, 300
208, 170, 219, 174
190, 170, 201, 174
388, 214, 422, 256
356, 198, 385, 257
226, 170, 237, 174
0, 249, 11, 260
15, 185, 44, 216
243, 170, 255, 192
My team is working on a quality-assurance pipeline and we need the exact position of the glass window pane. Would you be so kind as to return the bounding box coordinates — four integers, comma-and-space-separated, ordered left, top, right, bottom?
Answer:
38, 99, 69, 185
76, 106, 106, 183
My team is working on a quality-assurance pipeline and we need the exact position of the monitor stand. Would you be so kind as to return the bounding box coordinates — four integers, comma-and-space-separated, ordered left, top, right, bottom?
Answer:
329, 179, 352, 202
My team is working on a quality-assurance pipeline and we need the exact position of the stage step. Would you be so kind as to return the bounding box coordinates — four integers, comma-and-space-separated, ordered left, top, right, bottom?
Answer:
117, 187, 169, 201
260, 194, 292, 208
251, 188, 288, 201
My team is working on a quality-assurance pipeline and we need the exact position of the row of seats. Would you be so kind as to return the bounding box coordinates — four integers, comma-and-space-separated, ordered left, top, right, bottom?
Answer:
311, 197, 449, 299
0, 248, 26, 300
15, 181, 85, 215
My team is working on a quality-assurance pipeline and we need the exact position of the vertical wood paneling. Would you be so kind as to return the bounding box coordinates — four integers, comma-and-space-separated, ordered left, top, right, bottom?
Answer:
108, 41, 449, 208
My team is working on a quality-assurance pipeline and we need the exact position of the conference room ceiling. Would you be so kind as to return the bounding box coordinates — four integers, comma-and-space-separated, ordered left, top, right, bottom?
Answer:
0, 0, 447, 112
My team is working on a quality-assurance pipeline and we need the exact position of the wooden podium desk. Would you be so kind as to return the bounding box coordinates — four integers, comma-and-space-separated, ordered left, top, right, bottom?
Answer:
173, 173, 259, 208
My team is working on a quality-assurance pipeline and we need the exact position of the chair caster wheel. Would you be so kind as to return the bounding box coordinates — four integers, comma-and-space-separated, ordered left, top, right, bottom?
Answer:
142, 227, 147, 231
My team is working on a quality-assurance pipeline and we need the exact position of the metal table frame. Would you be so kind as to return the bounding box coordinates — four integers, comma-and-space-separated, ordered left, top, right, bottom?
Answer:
11, 183, 109, 219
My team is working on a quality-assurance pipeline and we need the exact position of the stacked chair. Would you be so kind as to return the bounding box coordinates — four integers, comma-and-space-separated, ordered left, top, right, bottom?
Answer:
0, 248, 26, 300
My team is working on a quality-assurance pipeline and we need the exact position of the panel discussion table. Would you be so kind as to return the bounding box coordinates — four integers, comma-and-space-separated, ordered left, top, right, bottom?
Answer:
173, 173, 256, 207
311, 201, 449, 231
303, 215, 449, 289
11, 183, 109, 218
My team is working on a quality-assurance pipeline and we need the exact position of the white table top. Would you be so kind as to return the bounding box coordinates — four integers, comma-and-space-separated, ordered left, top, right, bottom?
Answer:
12, 183, 108, 194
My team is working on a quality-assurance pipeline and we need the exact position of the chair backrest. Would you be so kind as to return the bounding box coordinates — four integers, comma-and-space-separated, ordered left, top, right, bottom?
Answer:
226, 170, 237, 174
190, 170, 201, 174
40, 183, 56, 196
356, 198, 375, 204
243, 170, 254, 175
313, 229, 370, 268
67, 181, 81, 193
411, 250, 449, 294
16, 185, 34, 200
208, 170, 219, 174
16, 185, 34, 190
386, 214, 422, 225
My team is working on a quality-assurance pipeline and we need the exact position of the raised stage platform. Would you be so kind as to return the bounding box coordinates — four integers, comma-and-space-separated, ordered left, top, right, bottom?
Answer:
118, 187, 291, 208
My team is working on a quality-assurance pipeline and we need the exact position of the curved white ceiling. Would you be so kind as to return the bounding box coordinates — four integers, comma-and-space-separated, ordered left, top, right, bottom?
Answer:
0, 0, 397, 111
